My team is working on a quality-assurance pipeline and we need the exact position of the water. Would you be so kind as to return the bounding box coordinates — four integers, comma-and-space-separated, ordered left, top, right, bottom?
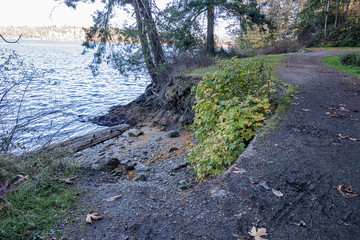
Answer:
0, 39, 150, 152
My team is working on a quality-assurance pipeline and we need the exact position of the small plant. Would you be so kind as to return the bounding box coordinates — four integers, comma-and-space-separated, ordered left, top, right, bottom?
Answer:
340, 53, 360, 67
188, 57, 275, 180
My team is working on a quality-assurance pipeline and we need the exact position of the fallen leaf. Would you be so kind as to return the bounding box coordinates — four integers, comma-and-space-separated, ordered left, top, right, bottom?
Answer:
338, 134, 360, 142
28, 222, 36, 228
104, 195, 122, 202
302, 109, 311, 112
325, 112, 344, 118
22, 230, 33, 235
13, 175, 29, 185
248, 226, 268, 240
337, 184, 358, 197
292, 220, 307, 227
0, 204, 4, 212
59, 176, 78, 184
272, 189, 284, 197
339, 107, 349, 112
233, 167, 247, 174
259, 181, 270, 190
86, 213, 103, 224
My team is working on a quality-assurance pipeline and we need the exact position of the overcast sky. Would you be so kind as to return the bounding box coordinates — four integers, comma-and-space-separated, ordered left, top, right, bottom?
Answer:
0, 0, 170, 27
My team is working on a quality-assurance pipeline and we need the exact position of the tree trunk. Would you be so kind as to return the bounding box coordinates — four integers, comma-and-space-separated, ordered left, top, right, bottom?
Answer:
206, 4, 215, 54
324, 0, 330, 38
132, 0, 167, 88
133, 0, 157, 81
334, 0, 339, 29
345, 0, 352, 20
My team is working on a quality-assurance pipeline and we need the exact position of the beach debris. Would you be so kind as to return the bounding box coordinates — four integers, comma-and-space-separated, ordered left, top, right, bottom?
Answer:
248, 226, 267, 240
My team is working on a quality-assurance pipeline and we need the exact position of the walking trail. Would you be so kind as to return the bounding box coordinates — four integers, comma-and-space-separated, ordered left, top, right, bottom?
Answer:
60, 51, 360, 239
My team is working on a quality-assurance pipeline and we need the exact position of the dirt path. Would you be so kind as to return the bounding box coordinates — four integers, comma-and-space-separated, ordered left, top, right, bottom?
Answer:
60, 51, 360, 239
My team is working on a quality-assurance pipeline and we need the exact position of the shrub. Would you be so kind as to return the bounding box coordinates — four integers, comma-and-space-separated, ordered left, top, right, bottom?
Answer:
340, 53, 360, 67
188, 57, 275, 180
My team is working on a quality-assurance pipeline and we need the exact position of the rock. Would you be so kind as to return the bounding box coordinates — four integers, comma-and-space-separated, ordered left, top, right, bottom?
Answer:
120, 161, 128, 166
126, 164, 135, 171
166, 130, 180, 138
91, 114, 126, 127
128, 129, 144, 137
99, 158, 120, 170
135, 165, 149, 172
169, 146, 179, 153
171, 163, 189, 172
134, 174, 147, 181
179, 180, 186, 185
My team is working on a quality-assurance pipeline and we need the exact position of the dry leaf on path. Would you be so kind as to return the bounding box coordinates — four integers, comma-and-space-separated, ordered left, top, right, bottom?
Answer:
86, 213, 103, 224
13, 175, 29, 185
259, 181, 270, 190
104, 195, 122, 202
233, 167, 247, 174
272, 189, 284, 197
338, 134, 359, 142
302, 109, 311, 112
248, 226, 268, 240
59, 176, 78, 184
337, 184, 358, 197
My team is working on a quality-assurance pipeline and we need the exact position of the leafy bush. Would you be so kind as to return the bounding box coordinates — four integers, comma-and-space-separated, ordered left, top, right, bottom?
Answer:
340, 53, 360, 67
188, 57, 274, 180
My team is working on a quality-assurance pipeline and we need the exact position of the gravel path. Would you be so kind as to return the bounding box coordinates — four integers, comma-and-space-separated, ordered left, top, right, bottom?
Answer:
60, 51, 360, 240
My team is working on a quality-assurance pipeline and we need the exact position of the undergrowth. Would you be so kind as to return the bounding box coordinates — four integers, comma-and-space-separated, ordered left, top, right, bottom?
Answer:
323, 53, 360, 79
188, 57, 277, 180
0, 151, 78, 239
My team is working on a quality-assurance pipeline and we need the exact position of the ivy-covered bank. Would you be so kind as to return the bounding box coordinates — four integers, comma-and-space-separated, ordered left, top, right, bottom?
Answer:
188, 57, 278, 180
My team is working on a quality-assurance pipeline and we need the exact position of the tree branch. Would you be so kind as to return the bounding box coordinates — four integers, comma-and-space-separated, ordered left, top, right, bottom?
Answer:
0, 34, 22, 43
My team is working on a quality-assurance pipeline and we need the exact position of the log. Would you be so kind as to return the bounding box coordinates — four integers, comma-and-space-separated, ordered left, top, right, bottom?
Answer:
54, 124, 130, 153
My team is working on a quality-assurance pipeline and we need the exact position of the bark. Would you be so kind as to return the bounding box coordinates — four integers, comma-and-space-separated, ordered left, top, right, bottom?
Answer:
206, 4, 215, 54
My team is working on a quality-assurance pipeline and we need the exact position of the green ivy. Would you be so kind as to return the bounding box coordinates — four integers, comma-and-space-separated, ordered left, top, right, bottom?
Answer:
188, 57, 274, 181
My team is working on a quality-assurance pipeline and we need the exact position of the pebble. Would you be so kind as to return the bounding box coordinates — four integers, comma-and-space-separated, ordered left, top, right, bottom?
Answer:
135, 165, 149, 172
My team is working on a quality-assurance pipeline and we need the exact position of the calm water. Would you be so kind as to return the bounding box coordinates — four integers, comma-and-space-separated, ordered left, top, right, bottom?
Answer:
0, 40, 149, 152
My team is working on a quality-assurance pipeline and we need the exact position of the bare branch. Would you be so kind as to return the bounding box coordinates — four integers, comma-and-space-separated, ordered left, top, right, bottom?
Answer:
0, 34, 22, 43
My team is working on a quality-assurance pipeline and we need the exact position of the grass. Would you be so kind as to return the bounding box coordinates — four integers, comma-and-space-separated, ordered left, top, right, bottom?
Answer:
322, 53, 360, 79
0, 151, 79, 239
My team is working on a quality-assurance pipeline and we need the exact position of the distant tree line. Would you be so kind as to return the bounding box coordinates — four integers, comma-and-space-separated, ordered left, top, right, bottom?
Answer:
0, 26, 86, 42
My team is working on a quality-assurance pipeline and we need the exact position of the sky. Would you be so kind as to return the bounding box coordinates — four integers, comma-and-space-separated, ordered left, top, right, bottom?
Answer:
0, 0, 171, 27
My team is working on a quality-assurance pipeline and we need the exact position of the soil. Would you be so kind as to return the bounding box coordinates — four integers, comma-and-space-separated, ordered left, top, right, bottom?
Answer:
59, 51, 360, 240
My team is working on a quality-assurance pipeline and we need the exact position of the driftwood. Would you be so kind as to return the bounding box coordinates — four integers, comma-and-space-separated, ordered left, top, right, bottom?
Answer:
53, 124, 130, 153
